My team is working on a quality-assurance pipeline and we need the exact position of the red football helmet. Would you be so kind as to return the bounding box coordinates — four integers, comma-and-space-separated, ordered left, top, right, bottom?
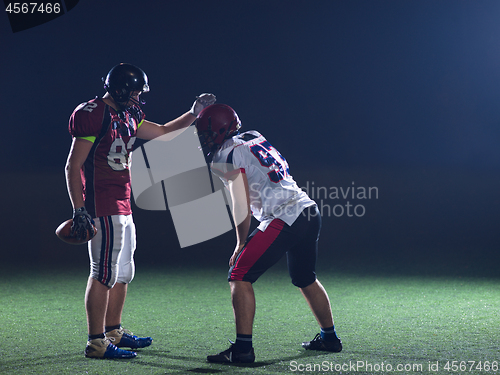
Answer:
195, 104, 241, 162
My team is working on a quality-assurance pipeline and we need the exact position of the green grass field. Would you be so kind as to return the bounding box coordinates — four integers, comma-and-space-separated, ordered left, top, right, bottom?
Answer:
1, 262, 499, 375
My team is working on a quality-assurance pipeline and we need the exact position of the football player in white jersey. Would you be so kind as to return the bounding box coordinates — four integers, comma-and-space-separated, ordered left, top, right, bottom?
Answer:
195, 104, 342, 364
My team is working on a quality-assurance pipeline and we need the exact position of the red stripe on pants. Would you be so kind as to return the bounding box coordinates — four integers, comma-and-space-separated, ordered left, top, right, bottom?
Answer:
231, 219, 285, 281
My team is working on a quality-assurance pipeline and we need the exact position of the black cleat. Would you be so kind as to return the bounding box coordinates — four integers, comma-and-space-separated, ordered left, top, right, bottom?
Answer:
207, 341, 255, 363
302, 333, 342, 352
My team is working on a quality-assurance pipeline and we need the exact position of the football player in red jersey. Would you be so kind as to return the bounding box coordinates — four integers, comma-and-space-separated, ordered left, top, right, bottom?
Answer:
65, 63, 215, 359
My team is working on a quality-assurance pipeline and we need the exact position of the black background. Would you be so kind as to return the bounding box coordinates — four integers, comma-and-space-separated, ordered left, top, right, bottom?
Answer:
1, 0, 499, 276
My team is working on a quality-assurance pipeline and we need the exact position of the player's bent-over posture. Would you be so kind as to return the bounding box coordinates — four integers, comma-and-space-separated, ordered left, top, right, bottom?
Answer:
65, 63, 215, 359
194, 104, 342, 364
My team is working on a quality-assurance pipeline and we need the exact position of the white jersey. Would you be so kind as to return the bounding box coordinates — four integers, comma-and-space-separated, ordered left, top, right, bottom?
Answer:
211, 130, 316, 231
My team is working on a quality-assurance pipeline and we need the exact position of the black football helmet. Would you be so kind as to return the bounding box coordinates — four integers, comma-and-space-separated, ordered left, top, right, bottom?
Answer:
195, 104, 241, 163
103, 63, 149, 107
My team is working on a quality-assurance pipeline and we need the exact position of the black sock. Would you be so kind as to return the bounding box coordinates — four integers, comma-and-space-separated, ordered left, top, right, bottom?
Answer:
88, 333, 105, 341
105, 324, 121, 333
234, 333, 252, 352
320, 326, 338, 342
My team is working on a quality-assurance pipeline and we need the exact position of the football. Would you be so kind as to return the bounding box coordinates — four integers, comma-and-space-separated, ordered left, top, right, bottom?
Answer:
55, 219, 97, 245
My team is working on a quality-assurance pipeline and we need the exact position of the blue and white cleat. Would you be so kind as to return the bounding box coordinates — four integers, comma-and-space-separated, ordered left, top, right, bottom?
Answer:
106, 328, 153, 349
85, 338, 137, 359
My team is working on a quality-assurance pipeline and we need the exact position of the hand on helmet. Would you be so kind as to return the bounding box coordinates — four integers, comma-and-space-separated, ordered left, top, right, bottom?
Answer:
190, 93, 216, 116
70, 207, 95, 241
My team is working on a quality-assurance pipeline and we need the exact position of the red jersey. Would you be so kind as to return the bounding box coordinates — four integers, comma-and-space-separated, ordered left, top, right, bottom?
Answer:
68, 98, 144, 218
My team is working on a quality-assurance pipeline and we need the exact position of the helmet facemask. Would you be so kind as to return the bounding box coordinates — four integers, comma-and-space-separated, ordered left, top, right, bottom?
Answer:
103, 63, 149, 119
195, 118, 220, 163
109, 84, 149, 108
195, 104, 242, 163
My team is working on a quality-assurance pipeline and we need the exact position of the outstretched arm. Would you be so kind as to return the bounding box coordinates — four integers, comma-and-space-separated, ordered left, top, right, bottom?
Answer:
136, 93, 216, 141
136, 112, 195, 140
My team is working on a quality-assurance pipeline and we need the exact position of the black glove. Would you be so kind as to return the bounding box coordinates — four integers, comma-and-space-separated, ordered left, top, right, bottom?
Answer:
71, 207, 95, 241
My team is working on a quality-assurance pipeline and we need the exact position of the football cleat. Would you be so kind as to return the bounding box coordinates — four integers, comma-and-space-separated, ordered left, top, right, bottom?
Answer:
84, 338, 137, 359
106, 328, 153, 349
207, 341, 255, 363
302, 333, 342, 353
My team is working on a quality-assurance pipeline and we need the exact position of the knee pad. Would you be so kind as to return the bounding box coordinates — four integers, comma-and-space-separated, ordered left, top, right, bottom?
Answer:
291, 273, 317, 289
90, 262, 134, 287
88, 248, 135, 287
116, 259, 135, 284
90, 262, 119, 288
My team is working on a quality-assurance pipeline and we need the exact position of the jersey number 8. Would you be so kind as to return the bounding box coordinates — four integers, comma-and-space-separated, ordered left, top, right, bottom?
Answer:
108, 137, 136, 171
